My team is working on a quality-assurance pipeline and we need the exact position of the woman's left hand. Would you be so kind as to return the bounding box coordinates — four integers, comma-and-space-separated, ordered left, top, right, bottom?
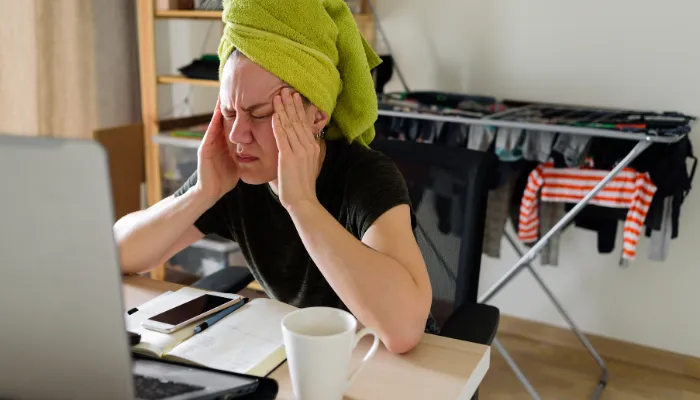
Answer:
272, 88, 323, 211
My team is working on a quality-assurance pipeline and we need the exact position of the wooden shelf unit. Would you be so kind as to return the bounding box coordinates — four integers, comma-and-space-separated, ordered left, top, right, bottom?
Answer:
155, 9, 223, 19
136, 0, 376, 281
157, 74, 219, 87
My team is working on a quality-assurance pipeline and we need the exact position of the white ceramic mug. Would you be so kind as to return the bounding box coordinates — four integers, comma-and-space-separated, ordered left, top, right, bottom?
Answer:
281, 307, 380, 400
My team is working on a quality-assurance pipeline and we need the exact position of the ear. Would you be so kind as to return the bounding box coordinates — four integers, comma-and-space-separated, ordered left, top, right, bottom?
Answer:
311, 108, 330, 132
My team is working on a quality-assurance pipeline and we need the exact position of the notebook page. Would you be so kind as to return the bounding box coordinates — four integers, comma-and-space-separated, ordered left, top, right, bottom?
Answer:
125, 287, 240, 357
166, 298, 296, 374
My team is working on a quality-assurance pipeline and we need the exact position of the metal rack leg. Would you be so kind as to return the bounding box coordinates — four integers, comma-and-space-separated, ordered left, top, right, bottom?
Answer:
478, 139, 652, 398
493, 337, 542, 400
504, 232, 608, 399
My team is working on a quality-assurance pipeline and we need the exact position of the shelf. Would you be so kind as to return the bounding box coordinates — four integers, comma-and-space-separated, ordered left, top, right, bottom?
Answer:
154, 10, 373, 25
154, 10, 375, 47
157, 75, 219, 87
153, 133, 202, 149
155, 9, 222, 20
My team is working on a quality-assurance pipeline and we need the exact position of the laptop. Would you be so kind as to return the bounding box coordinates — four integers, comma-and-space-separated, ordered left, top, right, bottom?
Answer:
0, 135, 260, 400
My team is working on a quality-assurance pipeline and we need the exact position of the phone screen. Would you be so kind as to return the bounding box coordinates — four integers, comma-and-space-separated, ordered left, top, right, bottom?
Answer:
147, 294, 233, 325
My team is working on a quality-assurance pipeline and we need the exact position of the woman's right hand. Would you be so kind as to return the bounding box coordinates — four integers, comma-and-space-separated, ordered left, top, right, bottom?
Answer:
195, 99, 239, 204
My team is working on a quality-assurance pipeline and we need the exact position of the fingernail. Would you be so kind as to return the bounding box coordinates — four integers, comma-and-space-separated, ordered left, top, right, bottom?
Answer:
294, 93, 301, 100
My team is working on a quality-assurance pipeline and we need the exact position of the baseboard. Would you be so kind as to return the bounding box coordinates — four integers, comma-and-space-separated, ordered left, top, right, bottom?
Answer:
497, 315, 700, 380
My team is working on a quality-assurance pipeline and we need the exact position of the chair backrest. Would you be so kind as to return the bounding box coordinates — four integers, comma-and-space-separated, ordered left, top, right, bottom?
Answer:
370, 139, 495, 322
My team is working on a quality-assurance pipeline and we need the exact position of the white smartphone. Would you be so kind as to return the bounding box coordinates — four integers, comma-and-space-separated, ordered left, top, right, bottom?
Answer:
141, 293, 240, 333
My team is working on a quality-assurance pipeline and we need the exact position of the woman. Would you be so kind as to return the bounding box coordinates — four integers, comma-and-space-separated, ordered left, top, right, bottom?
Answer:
114, 0, 432, 354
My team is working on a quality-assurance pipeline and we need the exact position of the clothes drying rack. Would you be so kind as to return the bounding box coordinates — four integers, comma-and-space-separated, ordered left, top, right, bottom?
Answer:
366, 3, 696, 397
380, 102, 693, 399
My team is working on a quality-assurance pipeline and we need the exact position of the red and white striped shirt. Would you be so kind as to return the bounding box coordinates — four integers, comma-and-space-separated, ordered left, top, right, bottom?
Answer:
518, 162, 657, 260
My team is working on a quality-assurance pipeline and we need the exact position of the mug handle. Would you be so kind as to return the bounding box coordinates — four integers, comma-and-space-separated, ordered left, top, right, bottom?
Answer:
346, 327, 380, 388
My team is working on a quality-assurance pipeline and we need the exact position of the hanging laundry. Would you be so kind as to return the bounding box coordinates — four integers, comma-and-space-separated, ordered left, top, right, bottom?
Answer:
565, 204, 623, 254
467, 125, 497, 152
648, 196, 674, 261
521, 130, 558, 163
482, 164, 520, 258
507, 163, 572, 266
581, 136, 696, 261
494, 127, 525, 162
550, 134, 592, 168
518, 162, 657, 261
538, 201, 566, 266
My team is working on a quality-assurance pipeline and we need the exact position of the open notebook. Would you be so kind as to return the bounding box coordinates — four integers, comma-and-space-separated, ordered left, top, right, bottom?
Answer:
125, 287, 297, 377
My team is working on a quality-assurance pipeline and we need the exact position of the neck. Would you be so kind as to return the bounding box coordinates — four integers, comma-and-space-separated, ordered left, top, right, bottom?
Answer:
268, 139, 327, 196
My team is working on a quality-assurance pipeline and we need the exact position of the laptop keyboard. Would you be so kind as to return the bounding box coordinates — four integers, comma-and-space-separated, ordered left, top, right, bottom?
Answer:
134, 374, 204, 399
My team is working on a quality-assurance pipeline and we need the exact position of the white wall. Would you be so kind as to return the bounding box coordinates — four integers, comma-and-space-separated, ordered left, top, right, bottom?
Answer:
164, 0, 700, 357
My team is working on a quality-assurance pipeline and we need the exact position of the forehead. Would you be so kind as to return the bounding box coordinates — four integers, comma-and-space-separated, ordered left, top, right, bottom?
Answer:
219, 53, 286, 108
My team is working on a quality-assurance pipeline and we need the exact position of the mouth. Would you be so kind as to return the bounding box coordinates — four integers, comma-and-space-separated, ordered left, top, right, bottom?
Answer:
236, 154, 259, 164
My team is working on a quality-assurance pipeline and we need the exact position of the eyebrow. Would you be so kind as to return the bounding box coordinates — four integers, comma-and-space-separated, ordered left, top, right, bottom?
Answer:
222, 102, 272, 114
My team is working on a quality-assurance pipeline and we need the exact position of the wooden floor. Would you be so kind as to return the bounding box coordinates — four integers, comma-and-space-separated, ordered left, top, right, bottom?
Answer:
480, 332, 700, 399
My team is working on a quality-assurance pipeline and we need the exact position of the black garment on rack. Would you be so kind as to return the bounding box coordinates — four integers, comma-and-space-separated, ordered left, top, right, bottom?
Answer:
563, 204, 624, 254
580, 136, 696, 241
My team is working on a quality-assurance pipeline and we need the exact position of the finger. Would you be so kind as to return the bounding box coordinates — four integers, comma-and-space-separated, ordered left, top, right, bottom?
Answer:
272, 113, 290, 154
288, 94, 312, 148
292, 92, 307, 123
282, 88, 299, 122
206, 98, 223, 133
286, 119, 304, 152
292, 93, 315, 147
273, 94, 289, 128
275, 94, 303, 152
202, 98, 224, 147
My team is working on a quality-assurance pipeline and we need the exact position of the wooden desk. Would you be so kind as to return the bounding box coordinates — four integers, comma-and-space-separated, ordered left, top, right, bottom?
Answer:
123, 276, 490, 400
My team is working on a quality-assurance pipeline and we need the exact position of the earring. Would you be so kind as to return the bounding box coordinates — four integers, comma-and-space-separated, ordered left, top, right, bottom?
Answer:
314, 128, 325, 140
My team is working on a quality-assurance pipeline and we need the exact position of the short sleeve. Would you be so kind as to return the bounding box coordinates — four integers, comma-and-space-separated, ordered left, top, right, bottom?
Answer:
173, 171, 235, 241
344, 152, 416, 239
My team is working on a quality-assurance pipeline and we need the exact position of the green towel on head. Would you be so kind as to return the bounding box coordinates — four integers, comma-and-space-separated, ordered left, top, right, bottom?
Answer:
218, 0, 382, 147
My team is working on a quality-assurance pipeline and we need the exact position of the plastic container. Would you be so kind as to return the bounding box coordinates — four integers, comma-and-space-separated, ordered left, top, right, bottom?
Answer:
169, 235, 246, 278
344, 0, 363, 13
158, 138, 199, 198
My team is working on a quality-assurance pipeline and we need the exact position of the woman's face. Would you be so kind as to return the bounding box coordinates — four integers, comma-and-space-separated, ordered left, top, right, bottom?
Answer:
219, 52, 287, 185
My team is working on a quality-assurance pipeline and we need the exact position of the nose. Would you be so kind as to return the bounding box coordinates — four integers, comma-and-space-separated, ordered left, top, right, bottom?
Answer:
228, 116, 253, 145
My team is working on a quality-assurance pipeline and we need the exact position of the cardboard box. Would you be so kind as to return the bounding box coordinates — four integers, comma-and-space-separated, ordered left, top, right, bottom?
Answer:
156, 0, 195, 10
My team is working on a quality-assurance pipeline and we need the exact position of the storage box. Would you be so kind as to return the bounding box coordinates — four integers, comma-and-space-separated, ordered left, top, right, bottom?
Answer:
156, 0, 195, 10
158, 139, 198, 198
195, 0, 223, 10
169, 235, 246, 278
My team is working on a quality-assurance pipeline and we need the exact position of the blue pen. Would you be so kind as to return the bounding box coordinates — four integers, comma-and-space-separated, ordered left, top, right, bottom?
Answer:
194, 298, 249, 334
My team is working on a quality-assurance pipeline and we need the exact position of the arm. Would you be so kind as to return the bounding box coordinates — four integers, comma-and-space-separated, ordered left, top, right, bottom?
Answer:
113, 189, 211, 274
115, 99, 238, 274
287, 201, 432, 354
269, 89, 429, 352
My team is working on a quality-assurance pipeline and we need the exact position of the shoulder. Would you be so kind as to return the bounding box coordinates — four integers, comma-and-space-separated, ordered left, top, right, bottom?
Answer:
325, 139, 406, 193
322, 139, 413, 238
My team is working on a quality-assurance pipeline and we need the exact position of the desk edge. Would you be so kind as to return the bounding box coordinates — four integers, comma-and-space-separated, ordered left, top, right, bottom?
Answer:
456, 346, 490, 400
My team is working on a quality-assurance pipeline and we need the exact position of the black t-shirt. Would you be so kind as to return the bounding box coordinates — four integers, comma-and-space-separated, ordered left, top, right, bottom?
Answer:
174, 139, 413, 310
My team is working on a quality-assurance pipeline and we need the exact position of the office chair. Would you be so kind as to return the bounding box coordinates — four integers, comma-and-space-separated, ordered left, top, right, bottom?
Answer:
190, 263, 253, 294
370, 138, 500, 399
